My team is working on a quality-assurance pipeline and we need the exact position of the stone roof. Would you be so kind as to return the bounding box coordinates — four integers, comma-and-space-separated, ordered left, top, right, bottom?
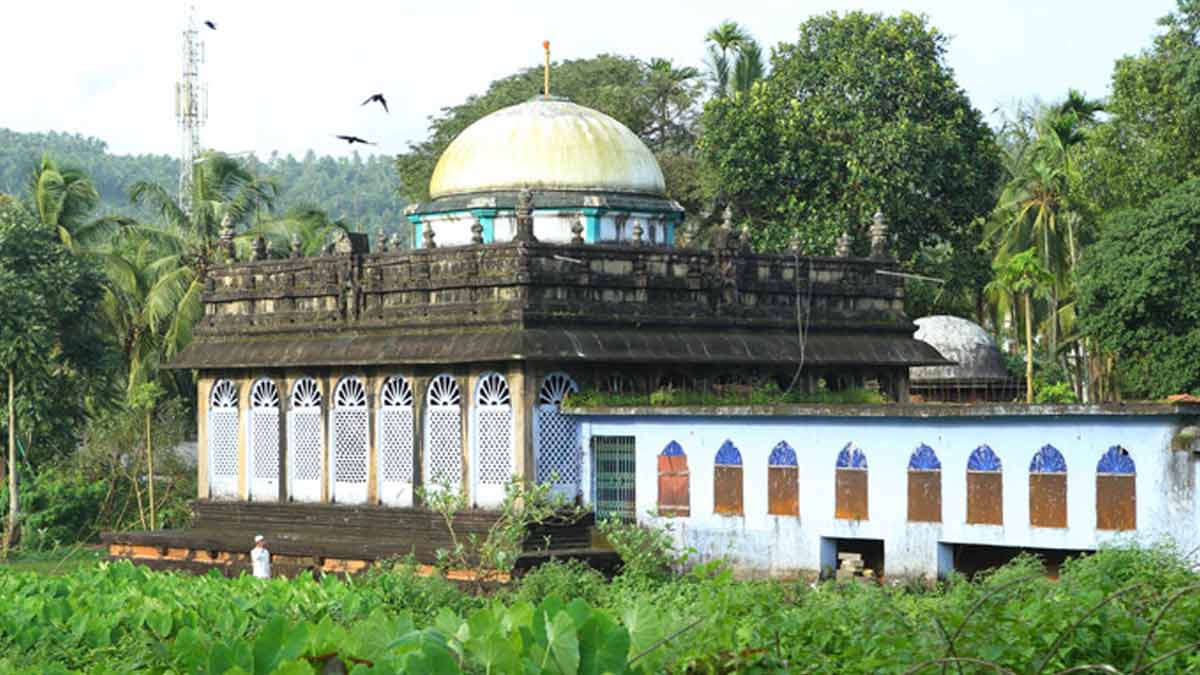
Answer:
910, 315, 1010, 383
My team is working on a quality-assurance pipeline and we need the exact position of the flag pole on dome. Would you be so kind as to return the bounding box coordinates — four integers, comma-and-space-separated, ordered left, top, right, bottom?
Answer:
543, 40, 550, 100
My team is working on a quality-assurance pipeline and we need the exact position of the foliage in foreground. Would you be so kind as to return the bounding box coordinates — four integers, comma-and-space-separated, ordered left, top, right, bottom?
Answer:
1, 546, 1198, 673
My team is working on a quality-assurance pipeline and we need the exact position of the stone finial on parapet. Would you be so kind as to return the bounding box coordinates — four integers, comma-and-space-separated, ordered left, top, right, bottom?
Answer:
570, 214, 584, 245
422, 222, 437, 249
218, 213, 236, 262
869, 210, 890, 259
739, 223, 754, 254
389, 232, 402, 251
470, 217, 484, 245
512, 188, 538, 243
679, 220, 699, 248
710, 205, 734, 252
631, 219, 644, 246
249, 235, 265, 261
290, 233, 303, 258
836, 231, 852, 257
789, 231, 804, 255
376, 228, 389, 253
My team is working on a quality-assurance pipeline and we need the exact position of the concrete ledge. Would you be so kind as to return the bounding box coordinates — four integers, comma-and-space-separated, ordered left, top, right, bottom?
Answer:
563, 402, 1200, 418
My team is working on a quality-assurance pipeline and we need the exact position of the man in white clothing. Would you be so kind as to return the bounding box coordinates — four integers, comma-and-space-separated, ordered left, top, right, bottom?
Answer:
251, 534, 271, 579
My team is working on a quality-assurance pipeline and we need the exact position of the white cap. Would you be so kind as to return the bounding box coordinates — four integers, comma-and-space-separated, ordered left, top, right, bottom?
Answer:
254, 534, 264, 542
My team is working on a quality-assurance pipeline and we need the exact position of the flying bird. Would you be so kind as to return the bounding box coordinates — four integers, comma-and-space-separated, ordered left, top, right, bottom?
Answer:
204, 20, 216, 30
361, 93, 388, 113
335, 135, 375, 146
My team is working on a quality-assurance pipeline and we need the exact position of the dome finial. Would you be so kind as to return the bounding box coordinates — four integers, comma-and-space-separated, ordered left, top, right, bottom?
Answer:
543, 40, 551, 101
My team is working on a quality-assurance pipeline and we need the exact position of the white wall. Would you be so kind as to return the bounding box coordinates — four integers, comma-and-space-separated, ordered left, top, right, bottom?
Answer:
579, 413, 1199, 578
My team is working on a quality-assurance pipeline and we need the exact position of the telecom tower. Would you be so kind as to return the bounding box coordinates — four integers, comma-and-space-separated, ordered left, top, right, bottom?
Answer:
175, 4, 208, 215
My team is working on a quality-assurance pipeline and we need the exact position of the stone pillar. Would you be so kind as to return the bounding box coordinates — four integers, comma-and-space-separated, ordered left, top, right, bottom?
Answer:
508, 363, 531, 484
237, 375, 252, 500
321, 371, 335, 503
460, 369, 474, 500
367, 370, 380, 504
519, 363, 539, 486
197, 375, 214, 499
410, 373, 428, 506
278, 372, 296, 502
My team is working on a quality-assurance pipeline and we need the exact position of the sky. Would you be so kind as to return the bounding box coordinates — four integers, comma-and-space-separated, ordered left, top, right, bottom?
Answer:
0, 0, 1178, 161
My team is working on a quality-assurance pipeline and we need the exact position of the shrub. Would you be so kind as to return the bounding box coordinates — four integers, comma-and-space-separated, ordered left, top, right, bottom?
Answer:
596, 517, 684, 582
514, 558, 608, 607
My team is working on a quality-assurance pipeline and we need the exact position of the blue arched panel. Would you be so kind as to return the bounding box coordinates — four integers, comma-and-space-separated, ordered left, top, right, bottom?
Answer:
908, 444, 942, 470
768, 441, 797, 467
1030, 445, 1067, 473
968, 445, 1002, 471
1097, 446, 1135, 475
715, 439, 742, 466
836, 444, 867, 469
661, 440, 685, 456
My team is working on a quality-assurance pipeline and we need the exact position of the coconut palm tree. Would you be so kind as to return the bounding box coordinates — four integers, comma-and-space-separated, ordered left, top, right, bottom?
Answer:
732, 38, 766, 96
987, 249, 1053, 403
705, 21, 750, 97
987, 93, 1101, 360
126, 151, 277, 362
26, 153, 125, 253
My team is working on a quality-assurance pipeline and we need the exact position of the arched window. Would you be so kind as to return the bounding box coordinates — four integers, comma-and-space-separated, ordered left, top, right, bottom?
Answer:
967, 445, 1003, 525
535, 372, 581, 498
657, 441, 690, 517
377, 375, 414, 507
768, 441, 799, 517
1096, 446, 1136, 531
473, 372, 513, 507
425, 374, 463, 491
287, 377, 323, 503
331, 377, 369, 504
207, 379, 240, 499
1029, 445, 1067, 528
248, 379, 280, 502
835, 444, 869, 520
713, 440, 744, 515
907, 444, 942, 523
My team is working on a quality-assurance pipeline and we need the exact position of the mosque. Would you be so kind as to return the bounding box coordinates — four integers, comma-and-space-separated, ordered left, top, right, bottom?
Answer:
103, 95, 1200, 580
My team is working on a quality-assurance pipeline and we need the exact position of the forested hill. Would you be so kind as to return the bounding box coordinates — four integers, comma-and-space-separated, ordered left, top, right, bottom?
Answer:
0, 128, 408, 234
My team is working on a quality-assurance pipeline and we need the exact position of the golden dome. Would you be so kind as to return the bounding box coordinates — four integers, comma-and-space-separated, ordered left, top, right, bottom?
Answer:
428, 98, 666, 199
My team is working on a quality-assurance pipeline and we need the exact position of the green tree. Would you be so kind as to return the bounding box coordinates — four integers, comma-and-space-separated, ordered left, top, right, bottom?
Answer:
394, 54, 704, 206
987, 249, 1053, 403
1076, 178, 1200, 398
26, 153, 121, 253
0, 200, 106, 553
128, 151, 275, 361
705, 21, 752, 97
987, 92, 1102, 361
699, 11, 1002, 269
1083, 0, 1200, 212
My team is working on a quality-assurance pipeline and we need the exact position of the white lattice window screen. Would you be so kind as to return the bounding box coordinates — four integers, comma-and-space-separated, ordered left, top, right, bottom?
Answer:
208, 380, 240, 491
475, 373, 513, 485
536, 373, 581, 487
332, 378, 369, 489
249, 379, 280, 481
379, 376, 414, 484
288, 378, 323, 484
426, 374, 463, 487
